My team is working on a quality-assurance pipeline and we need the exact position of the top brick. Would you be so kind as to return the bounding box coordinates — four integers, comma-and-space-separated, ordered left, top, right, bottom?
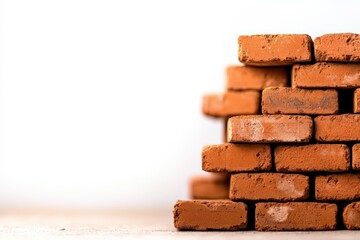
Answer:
314, 33, 360, 62
238, 34, 313, 66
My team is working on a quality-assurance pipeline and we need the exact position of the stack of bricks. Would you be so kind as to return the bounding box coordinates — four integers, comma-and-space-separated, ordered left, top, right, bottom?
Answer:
174, 33, 360, 231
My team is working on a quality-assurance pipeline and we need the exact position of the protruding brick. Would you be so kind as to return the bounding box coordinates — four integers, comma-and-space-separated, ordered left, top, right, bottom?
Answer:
228, 115, 313, 143
202, 91, 260, 117
202, 143, 271, 172
343, 202, 360, 229
173, 200, 247, 230
230, 173, 309, 201
189, 174, 229, 199
354, 88, 360, 113
262, 87, 338, 115
226, 66, 288, 90
352, 144, 360, 170
315, 114, 360, 141
315, 174, 360, 201
292, 63, 360, 88
274, 144, 350, 172
238, 34, 312, 66
255, 202, 337, 231
314, 33, 360, 62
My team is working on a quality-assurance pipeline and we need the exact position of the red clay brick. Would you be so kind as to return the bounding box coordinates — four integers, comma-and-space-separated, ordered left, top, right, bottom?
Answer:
354, 88, 360, 113
226, 66, 288, 90
202, 91, 260, 117
315, 174, 360, 201
238, 34, 312, 66
343, 202, 360, 229
314, 33, 360, 62
274, 144, 350, 172
227, 115, 313, 143
230, 173, 309, 201
202, 143, 271, 172
262, 87, 338, 115
189, 174, 229, 199
315, 114, 360, 141
255, 202, 337, 231
173, 200, 247, 230
352, 144, 360, 170
292, 63, 360, 88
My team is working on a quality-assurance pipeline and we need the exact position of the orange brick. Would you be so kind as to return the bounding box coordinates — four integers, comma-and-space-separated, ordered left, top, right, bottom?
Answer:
343, 202, 360, 229
202, 91, 260, 117
228, 115, 313, 143
226, 66, 288, 90
292, 63, 360, 88
352, 144, 360, 170
238, 34, 312, 66
354, 88, 360, 113
230, 173, 309, 201
262, 87, 338, 115
202, 143, 271, 172
314, 33, 360, 62
189, 174, 229, 199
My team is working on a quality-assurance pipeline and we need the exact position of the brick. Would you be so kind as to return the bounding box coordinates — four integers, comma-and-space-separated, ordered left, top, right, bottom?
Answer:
354, 88, 360, 113
226, 66, 288, 90
315, 114, 360, 141
173, 200, 247, 230
352, 144, 360, 170
315, 174, 360, 201
274, 144, 350, 172
343, 202, 360, 229
202, 91, 260, 117
238, 34, 312, 66
230, 173, 309, 201
262, 87, 338, 115
292, 63, 360, 88
202, 143, 271, 172
314, 33, 360, 62
227, 115, 313, 143
255, 202, 337, 231
189, 174, 229, 199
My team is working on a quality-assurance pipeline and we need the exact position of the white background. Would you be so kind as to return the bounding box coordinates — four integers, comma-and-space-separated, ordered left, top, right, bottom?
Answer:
0, 0, 359, 211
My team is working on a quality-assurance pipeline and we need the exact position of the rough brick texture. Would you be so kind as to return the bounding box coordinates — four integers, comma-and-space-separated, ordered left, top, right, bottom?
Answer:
354, 88, 360, 113
226, 66, 288, 90
202, 91, 260, 117
189, 174, 229, 199
352, 144, 360, 170
228, 115, 313, 143
274, 144, 350, 172
173, 200, 247, 230
343, 202, 360, 229
315, 114, 360, 141
262, 87, 338, 115
238, 34, 312, 66
202, 143, 271, 172
292, 63, 360, 88
255, 202, 337, 231
314, 33, 360, 62
230, 173, 309, 201
315, 174, 360, 201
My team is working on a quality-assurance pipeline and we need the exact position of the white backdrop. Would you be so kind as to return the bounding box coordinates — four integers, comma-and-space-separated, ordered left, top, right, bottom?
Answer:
0, 0, 359, 211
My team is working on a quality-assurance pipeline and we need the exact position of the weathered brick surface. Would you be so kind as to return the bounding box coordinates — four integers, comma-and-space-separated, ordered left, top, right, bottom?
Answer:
354, 88, 360, 113
173, 200, 247, 230
352, 144, 360, 170
343, 202, 360, 229
292, 63, 360, 88
255, 202, 337, 231
315, 174, 360, 201
238, 34, 312, 66
202, 91, 260, 117
226, 66, 288, 90
262, 87, 338, 115
189, 174, 229, 199
228, 115, 313, 143
314, 114, 360, 141
314, 33, 360, 62
202, 143, 271, 172
274, 144, 350, 172
230, 173, 309, 201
